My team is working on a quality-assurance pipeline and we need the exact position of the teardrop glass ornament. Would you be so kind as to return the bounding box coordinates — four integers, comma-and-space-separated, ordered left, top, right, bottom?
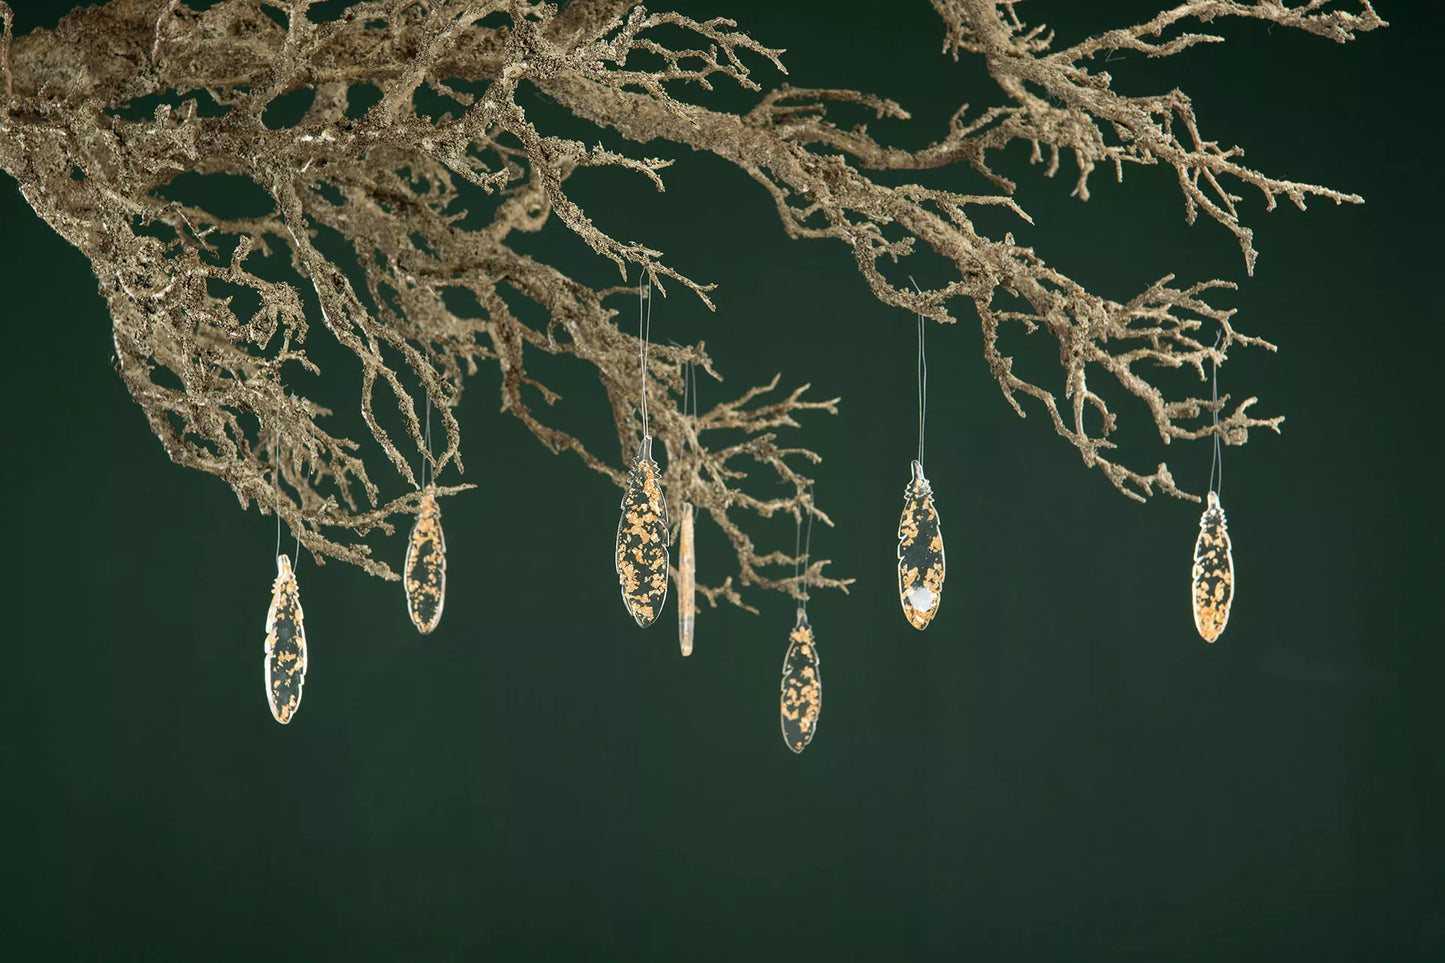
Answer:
677, 501, 696, 656
1191, 491, 1235, 642
780, 608, 822, 753
897, 459, 945, 630
264, 553, 308, 724
615, 435, 670, 627
404, 485, 447, 635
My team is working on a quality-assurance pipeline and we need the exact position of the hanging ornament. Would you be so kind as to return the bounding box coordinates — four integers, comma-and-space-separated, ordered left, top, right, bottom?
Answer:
615, 276, 669, 627
405, 485, 447, 635
678, 501, 696, 656
1192, 338, 1234, 643
675, 359, 699, 656
264, 553, 308, 724
898, 460, 945, 629
1192, 491, 1234, 642
781, 494, 821, 753
896, 277, 945, 630
404, 395, 446, 635
780, 607, 822, 753
617, 435, 670, 627
264, 398, 307, 724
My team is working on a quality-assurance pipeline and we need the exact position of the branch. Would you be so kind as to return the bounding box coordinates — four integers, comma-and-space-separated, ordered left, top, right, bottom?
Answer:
0, 0, 1379, 604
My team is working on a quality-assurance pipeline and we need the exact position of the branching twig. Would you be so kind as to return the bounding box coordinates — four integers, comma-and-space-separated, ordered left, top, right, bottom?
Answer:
0, 0, 1380, 596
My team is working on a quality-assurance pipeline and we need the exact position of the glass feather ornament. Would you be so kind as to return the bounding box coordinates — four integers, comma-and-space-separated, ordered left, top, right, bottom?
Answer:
897, 459, 945, 629
1191, 491, 1235, 642
404, 485, 447, 635
677, 501, 696, 656
615, 435, 670, 627
780, 607, 822, 753
264, 553, 308, 724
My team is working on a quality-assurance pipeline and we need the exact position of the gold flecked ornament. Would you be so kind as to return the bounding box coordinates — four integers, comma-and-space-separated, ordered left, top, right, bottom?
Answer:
897, 459, 945, 630
1191, 490, 1234, 642
678, 501, 696, 656
404, 485, 447, 635
616, 435, 670, 627
264, 554, 308, 724
780, 608, 822, 753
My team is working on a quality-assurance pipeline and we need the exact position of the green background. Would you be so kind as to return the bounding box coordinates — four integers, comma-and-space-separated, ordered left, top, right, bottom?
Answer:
2, 0, 1440, 958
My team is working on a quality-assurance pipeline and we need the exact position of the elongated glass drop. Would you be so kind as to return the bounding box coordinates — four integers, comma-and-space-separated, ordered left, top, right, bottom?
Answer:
678, 501, 695, 656
780, 608, 821, 753
897, 459, 945, 629
1191, 490, 1234, 642
616, 435, 670, 627
264, 554, 307, 724
405, 485, 446, 635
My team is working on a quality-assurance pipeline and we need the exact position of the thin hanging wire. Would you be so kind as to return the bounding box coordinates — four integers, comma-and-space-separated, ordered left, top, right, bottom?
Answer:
1208, 332, 1223, 498
793, 487, 815, 614
909, 276, 928, 467
680, 355, 700, 501
273, 392, 302, 568
422, 391, 433, 488
638, 273, 653, 438
688, 357, 699, 421
289, 393, 301, 569
681, 358, 691, 431
671, 342, 702, 472
273, 397, 281, 558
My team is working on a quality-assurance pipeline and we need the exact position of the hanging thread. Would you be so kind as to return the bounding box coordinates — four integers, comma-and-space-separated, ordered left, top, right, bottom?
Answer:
423, 391, 433, 488
639, 274, 652, 437
1208, 332, 1223, 499
273, 391, 283, 558
794, 491, 815, 614
912, 276, 928, 467
290, 393, 301, 569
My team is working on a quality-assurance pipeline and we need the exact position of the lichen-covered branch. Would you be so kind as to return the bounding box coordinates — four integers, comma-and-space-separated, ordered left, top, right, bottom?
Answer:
0, 0, 1379, 600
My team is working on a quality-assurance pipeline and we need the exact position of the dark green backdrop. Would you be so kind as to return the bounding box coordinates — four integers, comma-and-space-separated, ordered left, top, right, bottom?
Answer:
2, 1, 1440, 959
